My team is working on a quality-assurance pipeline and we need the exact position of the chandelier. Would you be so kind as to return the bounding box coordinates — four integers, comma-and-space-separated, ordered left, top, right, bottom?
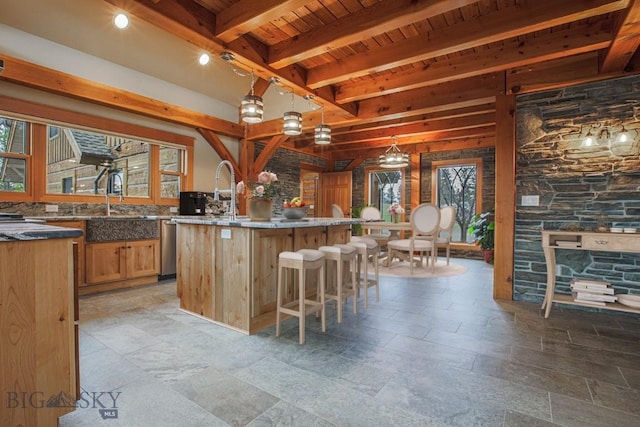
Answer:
378, 136, 409, 168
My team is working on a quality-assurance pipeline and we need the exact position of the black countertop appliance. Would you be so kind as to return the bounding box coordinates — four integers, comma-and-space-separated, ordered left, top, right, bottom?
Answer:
179, 191, 208, 215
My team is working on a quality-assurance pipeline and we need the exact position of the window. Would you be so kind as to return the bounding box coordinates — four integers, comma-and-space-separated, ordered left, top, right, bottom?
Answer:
0, 117, 29, 192
159, 146, 182, 199
46, 126, 151, 197
367, 169, 403, 221
431, 159, 482, 243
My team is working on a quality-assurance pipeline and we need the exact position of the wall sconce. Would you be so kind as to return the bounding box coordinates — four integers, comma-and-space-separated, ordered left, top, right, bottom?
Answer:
283, 91, 302, 136
614, 125, 631, 144
378, 136, 409, 168
581, 127, 597, 147
241, 71, 263, 124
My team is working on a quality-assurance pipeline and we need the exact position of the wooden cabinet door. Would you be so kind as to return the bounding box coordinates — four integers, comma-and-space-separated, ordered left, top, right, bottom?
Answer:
252, 228, 293, 317
85, 242, 126, 284
326, 224, 351, 246
126, 239, 160, 278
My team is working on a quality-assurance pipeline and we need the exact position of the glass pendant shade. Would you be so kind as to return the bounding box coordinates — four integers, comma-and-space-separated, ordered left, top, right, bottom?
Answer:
581, 128, 597, 147
314, 124, 331, 145
241, 94, 264, 123
283, 111, 302, 135
614, 127, 631, 144
379, 140, 409, 168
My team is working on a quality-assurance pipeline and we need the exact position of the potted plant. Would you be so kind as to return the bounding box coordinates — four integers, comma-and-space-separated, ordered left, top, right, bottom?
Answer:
468, 211, 495, 263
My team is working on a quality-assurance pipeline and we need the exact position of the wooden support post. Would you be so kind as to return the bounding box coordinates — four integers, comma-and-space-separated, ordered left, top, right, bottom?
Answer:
494, 94, 516, 300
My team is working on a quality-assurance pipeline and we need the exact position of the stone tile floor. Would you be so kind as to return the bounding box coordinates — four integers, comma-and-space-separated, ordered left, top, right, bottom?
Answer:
60, 258, 640, 426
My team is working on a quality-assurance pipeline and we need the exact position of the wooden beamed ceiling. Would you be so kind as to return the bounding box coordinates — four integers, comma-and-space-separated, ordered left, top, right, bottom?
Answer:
103, 0, 640, 162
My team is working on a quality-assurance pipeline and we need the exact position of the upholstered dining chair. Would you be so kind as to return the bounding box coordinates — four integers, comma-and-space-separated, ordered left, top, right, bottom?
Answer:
436, 205, 456, 265
387, 203, 441, 274
332, 204, 345, 218
359, 206, 390, 251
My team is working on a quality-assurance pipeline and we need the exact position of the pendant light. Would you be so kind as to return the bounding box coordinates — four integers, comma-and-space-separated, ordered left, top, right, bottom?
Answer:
314, 105, 331, 145
378, 136, 409, 168
241, 70, 263, 124
283, 90, 302, 136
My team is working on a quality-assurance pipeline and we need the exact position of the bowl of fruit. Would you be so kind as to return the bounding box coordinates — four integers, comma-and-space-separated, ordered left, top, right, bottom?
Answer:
282, 197, 308, 219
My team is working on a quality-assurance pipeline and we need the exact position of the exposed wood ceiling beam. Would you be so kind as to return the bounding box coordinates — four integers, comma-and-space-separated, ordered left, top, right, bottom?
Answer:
216, 0, 311, 43
356, 73, 504, 121
306, 0, 628, 88
104, 0, 357, 117
507, 52, 606, 94
254, 134, 289, 172
268, 0, 478, 69
327, 133, 496, 160
197, 128, 241, 177
0, 54, 244, 138
335, 22, 613, 103
600, 0, 640, 72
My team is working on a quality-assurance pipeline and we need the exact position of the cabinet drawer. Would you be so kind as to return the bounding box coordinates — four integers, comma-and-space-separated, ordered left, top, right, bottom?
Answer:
582, 234, 640, 251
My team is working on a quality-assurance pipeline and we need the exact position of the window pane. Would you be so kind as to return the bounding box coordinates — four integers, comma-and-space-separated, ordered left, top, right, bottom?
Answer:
46, 126, 150, 197
0, 157, 27, 191
368, 170, 402, 221
160, 146, 180, 172
0, 117, 27, 154
436, 165, 477, 242
161, 174, 180, 198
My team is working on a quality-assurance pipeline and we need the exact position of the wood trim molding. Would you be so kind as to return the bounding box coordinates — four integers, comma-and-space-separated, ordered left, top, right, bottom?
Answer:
0, 54, 243, 138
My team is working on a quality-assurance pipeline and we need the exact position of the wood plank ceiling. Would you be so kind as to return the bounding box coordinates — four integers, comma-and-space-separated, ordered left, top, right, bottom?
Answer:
105, 0, 640, 164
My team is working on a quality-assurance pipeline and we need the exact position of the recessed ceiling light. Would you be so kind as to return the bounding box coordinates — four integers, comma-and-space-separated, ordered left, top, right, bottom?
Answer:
114, 13, 129, 29
198, 53, 210, 65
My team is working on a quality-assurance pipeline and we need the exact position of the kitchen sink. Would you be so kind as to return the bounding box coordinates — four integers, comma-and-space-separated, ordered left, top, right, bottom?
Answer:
86, 217, 159, 242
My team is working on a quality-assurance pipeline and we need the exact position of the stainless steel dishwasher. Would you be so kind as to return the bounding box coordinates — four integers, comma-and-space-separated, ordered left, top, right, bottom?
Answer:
160, 220, 177, 278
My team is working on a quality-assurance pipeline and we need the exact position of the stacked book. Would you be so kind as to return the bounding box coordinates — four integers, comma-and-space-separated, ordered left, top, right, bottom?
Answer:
570, 279, 617, 307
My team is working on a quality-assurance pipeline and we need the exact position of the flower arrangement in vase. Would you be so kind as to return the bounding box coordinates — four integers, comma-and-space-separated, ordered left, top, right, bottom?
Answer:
388, 202, 405, 222
236, 171, 279, 200
237, 171, 279, 221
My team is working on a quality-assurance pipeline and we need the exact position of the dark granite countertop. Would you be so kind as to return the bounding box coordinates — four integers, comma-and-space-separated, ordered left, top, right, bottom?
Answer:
0, 222, 83, 241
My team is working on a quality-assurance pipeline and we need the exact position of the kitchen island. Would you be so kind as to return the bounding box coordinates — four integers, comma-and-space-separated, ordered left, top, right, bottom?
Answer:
173, 216, 361, 334
1, 221, 81, 426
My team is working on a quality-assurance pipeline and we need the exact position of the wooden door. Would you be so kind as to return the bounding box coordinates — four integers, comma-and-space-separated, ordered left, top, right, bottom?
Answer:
85, 241, 126, 284
126, 239, 160, 279
300, 171, 319, 217
318, 171, 352, 217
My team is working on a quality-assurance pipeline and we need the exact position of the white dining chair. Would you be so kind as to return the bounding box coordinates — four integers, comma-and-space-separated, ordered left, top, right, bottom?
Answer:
359, 206, 390, 250
436, 205, 456, 265
387, 203, 440, 274
331, 204, 345, 218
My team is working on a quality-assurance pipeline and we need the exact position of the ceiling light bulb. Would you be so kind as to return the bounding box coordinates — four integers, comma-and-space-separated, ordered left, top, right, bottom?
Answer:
198, 53, 210, 65
114, 13, 129, 29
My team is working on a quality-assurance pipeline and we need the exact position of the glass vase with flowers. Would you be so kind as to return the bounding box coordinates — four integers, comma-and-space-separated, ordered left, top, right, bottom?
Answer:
236, 171, 279, 221
388, 202, 405, 223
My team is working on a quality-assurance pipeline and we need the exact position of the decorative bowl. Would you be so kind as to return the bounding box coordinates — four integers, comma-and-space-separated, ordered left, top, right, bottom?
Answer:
282, 206, 308, 220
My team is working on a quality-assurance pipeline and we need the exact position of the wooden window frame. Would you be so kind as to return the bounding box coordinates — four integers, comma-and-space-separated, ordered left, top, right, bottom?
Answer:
0, 95, 194, 205
430, 158, 483, 248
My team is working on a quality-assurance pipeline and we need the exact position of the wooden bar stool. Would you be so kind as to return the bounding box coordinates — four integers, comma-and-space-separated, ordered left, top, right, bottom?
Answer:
319, 244, 358, 323
348, 237, 380, 308
276, 249, 326, 344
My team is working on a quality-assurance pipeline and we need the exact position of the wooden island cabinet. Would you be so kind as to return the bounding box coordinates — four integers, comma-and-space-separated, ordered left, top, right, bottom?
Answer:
1, 222, 82, 427
174, 217, 356, 334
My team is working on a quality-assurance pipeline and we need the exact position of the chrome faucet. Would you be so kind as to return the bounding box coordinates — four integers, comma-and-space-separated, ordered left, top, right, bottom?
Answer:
213, 160, 236, 221
105, 171, 124, 216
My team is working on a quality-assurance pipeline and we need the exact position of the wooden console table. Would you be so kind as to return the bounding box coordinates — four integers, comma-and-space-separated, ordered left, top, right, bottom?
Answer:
541, 230, 640, 318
